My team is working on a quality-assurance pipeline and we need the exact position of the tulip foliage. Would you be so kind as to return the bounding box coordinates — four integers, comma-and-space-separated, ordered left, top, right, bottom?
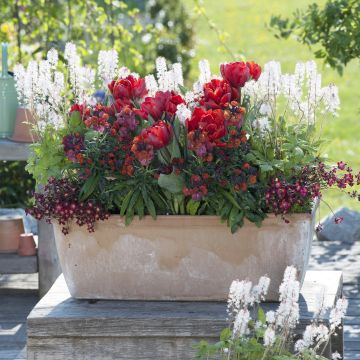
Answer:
22, 46, 360, 234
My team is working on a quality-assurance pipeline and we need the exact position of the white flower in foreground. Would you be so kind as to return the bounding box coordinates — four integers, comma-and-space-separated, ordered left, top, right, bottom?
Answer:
252, 275, 270, 301
13, 64, 26, 105
154, 57, 184, 92
332, 351, 342, 360
321, 84, 340, 116
265, 310, 276, 324
172, 63, 184, 87
313, 286, 328, 318
176, 104, 191, 124
145, 74, 158, 97
259, 102, 272, 116
330, 298, 348, 329
276, 266, 300, 328
198, 59, 211, 85
227, 280, 253, 315
296, 323, 329, 351
263, 326, 276, 346
47, 48, 58, 68
254, 117, 271, 133
98, 49, 118, 85
192, 80, 204, 97
156, 56, 167, 83
233, 308, 250, 337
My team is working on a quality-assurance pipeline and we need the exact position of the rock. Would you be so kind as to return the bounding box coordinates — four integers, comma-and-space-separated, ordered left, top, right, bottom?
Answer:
316, 207, 360, 243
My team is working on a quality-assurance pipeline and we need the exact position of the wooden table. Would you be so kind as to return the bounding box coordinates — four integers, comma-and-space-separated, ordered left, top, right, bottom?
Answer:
27, 271, 343, 360
0, 139, 61, 297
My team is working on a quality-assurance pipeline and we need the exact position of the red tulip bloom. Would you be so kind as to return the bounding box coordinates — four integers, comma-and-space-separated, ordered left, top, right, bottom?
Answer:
199, 79, 239, 109
246, 61, 262, 81
220, 61, 250, 88
187, 108, 226, 142
131, 121, 172, 166
141, 91, 185, 120
143, 121, 173, 150
108, 75, 147, 102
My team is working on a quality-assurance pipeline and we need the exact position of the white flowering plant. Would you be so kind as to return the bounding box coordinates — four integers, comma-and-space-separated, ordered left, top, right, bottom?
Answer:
15, 44, 360, 234
195, 266, 346, 360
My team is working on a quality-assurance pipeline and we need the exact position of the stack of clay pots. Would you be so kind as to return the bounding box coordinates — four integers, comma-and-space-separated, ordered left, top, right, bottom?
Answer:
0, 215, 36, 256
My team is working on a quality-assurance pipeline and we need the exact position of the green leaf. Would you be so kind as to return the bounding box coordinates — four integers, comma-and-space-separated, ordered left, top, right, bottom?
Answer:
135, 195, 144, 219
158, 172, 184, 194
186, 199, 201, 215
127, 189, 141, 214
219, 189, 241, 210
69, 110, 81, 128
125, 207, 134, 226
79, 173, 100, 201
120, 190, 134, 216
178, 84, 189, 95
219, 327, 231, 342
141, 187, 157, 219
257, 307, 266, 324
259, 163, 273, 172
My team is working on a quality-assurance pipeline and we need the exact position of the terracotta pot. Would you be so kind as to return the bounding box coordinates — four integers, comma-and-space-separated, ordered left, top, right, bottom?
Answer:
0, 216, 25, 253
54, 208, 317, 301
18, 233, 37, 256
10, 107, 36, 143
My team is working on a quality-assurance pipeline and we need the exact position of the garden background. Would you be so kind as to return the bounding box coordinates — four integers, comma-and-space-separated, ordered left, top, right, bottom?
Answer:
1, 0, 359, 213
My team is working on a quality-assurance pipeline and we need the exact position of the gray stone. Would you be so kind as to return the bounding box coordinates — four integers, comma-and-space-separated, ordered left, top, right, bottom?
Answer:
317, 207, 360, 243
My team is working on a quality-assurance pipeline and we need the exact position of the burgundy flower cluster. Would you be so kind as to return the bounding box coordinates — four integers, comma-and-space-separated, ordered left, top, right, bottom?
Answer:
266, 161, 360, 223
27, 177, 109, 234
62, 133, 85, 163
183, 173, 210, 201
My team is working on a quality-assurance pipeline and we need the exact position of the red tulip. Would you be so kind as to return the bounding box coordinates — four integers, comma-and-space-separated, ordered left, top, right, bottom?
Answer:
220, 62, 250, 88
187, 107, 226, 143
200, 79, 239, 109
141, 91, 185, 120
142, 121, 173, 150
246, 61, 262, 81
108, 75, 147, 102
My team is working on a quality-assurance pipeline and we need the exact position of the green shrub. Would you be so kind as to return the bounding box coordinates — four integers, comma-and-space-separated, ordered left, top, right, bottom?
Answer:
0, 161, 35, 208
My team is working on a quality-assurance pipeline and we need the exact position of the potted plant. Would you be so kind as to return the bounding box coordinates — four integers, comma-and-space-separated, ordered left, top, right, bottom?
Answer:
18, 44, 360, 300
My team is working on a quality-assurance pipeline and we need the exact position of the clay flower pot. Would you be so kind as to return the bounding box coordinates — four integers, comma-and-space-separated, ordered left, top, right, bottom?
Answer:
53, 206, 317, 301
10, 107, 36, 143
18, 233, 37, 256
0, 215, 25, 253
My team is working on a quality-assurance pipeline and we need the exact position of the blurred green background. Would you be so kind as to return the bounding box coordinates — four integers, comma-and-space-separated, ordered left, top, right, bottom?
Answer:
1, 0, 359, 213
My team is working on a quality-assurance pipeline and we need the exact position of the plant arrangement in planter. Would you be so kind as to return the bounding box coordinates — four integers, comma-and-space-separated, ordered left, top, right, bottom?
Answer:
195, 266, 346, 360
14, 44, 360, 300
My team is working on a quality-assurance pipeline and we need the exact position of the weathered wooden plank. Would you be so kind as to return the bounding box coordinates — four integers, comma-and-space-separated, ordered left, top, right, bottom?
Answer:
344, 351, 360, 360
27, 336, 205, 360
27, 271, 343, 359
0, 253, 38, 274
0, 139, 30, 161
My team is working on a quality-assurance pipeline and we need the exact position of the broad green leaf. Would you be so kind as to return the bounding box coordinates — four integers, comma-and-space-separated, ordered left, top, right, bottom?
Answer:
158, 172, 184, 194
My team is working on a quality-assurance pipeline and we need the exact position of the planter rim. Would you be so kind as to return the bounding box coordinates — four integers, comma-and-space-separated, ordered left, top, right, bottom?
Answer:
61, 212, 316, 231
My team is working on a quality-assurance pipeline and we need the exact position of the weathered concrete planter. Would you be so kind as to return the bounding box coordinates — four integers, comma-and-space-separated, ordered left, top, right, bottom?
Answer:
54, 211, 316, 301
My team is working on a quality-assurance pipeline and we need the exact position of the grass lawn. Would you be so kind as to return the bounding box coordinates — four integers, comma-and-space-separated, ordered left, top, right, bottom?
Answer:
182, 0, 360, 215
